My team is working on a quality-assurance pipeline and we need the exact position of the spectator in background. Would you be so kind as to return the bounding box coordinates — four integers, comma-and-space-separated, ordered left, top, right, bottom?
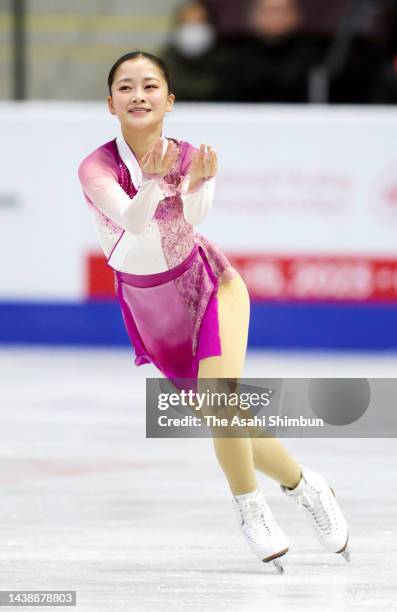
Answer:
327, 34, 383, 104
372, 62, 397, 103
159, 1, 224, 101
370, 4, 397, 104
371, 57, 397, 104
214, 0, 326, 103
321, 0, 387, 104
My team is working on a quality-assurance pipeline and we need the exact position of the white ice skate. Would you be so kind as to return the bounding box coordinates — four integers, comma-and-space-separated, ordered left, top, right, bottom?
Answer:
233, 488, 289, 574
281, 465, 350, 561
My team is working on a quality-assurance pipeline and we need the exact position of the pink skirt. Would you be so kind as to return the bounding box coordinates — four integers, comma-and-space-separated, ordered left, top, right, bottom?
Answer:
114, 244, 222, 392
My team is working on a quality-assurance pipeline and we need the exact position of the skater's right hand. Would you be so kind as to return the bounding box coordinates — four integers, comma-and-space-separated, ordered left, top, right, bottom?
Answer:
140, 137, 178, 178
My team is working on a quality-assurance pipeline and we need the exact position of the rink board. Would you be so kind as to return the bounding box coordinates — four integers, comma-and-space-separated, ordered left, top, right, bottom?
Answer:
1, 300, 397, 350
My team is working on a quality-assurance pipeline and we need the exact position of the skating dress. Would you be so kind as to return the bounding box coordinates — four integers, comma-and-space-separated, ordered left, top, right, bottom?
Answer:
78, 135, 238, 388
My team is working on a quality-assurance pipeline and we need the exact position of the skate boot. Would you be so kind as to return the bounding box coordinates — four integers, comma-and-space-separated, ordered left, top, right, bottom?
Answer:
281, 465, 350, 561
232, 488, 289, 574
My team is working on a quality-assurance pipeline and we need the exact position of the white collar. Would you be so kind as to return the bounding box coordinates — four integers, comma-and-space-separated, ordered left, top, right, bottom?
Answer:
115, 134, 169, 188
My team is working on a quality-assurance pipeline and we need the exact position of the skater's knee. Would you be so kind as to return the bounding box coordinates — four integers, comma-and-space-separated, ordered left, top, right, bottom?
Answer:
195, 377, 251, 437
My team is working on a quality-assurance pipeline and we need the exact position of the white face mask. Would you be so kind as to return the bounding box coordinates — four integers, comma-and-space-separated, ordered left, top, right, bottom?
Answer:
172, 23, 215, 57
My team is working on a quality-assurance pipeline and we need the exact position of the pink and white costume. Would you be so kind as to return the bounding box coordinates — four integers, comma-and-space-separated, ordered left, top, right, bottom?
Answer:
78, 135, 238, 388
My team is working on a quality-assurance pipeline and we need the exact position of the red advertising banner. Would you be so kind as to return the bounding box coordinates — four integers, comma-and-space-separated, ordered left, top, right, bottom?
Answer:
88, 253, 397, 302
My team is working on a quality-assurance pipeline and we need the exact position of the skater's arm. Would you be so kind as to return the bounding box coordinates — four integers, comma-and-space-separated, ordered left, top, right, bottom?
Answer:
78, 160, 164, 235
181, 177, 215, 225
180, 143, 217, 225
78, 137, 179, 234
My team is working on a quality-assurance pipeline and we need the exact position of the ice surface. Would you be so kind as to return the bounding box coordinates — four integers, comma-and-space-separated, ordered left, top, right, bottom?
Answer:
0, 347, 396, 611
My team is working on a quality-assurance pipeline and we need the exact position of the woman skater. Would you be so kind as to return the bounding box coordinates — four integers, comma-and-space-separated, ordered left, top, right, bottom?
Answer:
78, 51, 350, 573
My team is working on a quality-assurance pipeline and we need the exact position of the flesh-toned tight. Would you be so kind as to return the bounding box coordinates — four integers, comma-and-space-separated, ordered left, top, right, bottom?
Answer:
196, 273, 302, 496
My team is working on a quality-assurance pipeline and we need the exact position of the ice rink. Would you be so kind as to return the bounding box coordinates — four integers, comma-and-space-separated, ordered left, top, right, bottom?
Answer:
0, 347, 396, 611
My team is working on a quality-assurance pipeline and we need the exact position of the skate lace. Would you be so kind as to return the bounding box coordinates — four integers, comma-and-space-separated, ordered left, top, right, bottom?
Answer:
239, 498, 276, 539
296, 490, 333, 536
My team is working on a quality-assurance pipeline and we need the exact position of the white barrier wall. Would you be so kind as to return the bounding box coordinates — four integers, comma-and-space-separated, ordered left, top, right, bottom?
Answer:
1, 102, 397, 300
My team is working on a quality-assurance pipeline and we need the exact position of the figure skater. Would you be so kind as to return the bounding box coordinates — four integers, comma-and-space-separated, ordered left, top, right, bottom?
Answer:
78, 50, 350, 573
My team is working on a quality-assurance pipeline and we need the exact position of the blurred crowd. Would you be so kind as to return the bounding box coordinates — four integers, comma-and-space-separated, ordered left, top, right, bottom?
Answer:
158, 0, 397, 104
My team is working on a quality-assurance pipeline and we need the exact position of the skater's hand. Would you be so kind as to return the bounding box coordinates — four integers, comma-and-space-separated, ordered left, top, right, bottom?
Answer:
140, 137, 178, 178
187, 144, 218, 192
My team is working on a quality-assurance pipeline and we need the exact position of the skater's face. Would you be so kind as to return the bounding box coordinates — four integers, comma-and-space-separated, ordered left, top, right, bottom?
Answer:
107, 57, 175, 130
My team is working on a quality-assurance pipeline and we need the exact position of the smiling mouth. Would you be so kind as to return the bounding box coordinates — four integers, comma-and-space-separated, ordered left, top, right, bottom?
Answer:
129, 109, 151, 113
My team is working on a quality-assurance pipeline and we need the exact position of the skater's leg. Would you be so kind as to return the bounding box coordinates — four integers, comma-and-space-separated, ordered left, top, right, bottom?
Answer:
198, 275, 290, 571
198, 274, 302, 493
200, 273, 250, 379
198, 274, 257, 496
251, 438, 302, 489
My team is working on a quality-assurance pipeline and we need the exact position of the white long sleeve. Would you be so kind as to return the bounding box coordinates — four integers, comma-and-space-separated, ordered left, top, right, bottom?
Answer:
181, 177, 215, 225
78, 164, 164, 235
79, 136, 223, 274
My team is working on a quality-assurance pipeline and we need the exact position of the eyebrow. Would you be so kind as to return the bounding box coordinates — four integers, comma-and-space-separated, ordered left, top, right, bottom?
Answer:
116, 77, 160, 84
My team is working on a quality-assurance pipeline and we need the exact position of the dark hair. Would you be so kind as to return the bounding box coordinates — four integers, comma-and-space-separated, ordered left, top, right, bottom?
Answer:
107, 51, 173, 95
172, 0, 211, 27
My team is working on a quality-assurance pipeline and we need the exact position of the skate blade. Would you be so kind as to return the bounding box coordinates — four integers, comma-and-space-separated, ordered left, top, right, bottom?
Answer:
340, 544, 350, 562
335, 535, 350, 561
273, 558, 285, 574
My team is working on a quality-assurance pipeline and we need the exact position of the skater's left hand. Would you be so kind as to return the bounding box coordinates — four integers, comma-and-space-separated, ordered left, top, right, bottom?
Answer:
187, 144, 217, 192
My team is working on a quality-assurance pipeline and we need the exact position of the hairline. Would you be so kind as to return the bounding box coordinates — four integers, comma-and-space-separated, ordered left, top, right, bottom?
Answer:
108, 52, 172, 95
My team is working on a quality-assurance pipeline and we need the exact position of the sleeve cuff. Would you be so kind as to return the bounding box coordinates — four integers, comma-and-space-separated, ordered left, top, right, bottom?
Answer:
177, 175, 214, 195
140, 173, 178, 197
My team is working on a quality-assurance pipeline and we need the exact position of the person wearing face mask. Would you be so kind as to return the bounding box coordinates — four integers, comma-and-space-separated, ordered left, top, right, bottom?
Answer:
159, 1, 225, 101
